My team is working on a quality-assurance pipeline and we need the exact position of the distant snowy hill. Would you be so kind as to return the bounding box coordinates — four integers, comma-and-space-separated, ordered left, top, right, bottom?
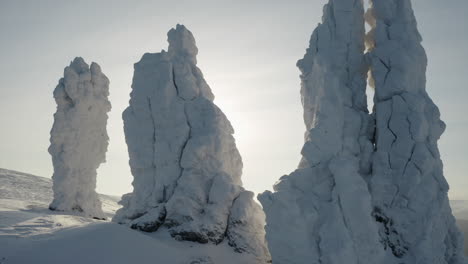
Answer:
452, 200, 468, 255
458, 219, 468, 255
0, 168, 259, 264
0, 168, 120, 218
451, 200, 468, 221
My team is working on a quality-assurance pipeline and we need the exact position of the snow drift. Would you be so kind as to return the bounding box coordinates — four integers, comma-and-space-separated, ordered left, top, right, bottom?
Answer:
259, 0, 466, 263
113, 25, 270, 263
49, 57, 111, 219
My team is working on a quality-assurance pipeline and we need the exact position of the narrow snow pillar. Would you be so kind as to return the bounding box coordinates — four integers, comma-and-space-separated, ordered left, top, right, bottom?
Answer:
368, 0, 467, 262
49, 57, 110, 219
258, 1, 384, 263
114, 25, 270, 263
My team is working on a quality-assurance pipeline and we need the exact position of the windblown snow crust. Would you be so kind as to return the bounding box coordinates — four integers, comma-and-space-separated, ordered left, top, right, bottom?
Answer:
259, 0, 466, 263
113, 25, 270, 262
49, 57, 110, 219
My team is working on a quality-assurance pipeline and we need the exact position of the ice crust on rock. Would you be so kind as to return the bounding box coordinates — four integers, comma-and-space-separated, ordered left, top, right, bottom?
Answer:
259, 0, 466, 263
113, 25, 270, 262
368, 0, 466, 262
49, 57, 110, 219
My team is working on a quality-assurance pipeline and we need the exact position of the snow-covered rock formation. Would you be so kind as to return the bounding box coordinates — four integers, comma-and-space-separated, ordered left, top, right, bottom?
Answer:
113, 25, 270, 262
259, 1, 384, 263
367, 0, 466, 262
259, 0, 466, 263
49, 57, 110, 220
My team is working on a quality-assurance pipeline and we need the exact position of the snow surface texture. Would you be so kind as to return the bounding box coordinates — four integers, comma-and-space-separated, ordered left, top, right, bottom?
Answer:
259, 0, 466, 263
367, 0, 466, 262
0, 169, 263, 264
113, 25, 270, 263
48, 58, 111, 219
2, 168, 467, 264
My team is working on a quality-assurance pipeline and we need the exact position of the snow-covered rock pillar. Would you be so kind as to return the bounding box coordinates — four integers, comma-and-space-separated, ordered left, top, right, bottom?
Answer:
49, 57, 110, 219
258, 1, 384, 263
114, 25, 270, 263
367, 0, 466, 262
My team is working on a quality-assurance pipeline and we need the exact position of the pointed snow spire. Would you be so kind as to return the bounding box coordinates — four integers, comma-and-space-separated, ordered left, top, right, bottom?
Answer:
167, 24, 198, 62
49, 57, 111, 219
259, 1, 384, 263
368, 0, 466, 262
113, 25, 270, 262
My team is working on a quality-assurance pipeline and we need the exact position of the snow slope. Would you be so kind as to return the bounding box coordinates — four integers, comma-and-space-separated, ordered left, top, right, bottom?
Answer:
0, 168, 261, 263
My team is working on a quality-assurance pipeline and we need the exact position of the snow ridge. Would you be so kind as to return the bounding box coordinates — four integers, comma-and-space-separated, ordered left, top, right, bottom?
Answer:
49, 57, 110, 219
114, 25, 270, 263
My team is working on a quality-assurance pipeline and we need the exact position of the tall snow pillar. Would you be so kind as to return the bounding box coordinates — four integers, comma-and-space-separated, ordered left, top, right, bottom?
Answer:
49, 57, 110, 219
114, 25, 270, 263
258, 1, 384, 263
368, 0, 466, 262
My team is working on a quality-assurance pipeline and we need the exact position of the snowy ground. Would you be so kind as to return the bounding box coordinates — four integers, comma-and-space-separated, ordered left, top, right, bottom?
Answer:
0, 168, 258, 264
1, 168, 467, 263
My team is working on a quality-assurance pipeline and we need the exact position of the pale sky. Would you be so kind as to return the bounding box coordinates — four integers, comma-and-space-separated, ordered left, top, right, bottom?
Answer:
0, 0, 467, 199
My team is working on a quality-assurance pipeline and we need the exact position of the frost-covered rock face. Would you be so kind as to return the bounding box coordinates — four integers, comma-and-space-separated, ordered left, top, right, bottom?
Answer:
114, 25, 270, 263
49, 57, 110, 219
259, 1, 384, 263
259, 0, 466, 263
368, 0, 466, 262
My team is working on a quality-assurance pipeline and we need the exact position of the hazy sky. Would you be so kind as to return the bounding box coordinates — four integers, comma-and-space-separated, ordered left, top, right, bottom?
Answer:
1, 0, 467, 199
